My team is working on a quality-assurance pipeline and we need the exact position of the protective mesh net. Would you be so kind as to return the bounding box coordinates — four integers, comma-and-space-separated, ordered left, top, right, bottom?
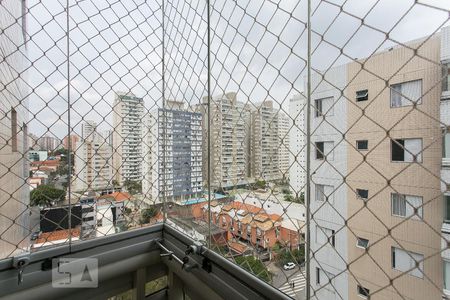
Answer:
0, 0, 449, 299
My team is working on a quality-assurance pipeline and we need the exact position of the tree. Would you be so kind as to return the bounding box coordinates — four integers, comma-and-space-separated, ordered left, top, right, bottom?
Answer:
124, 180, 142, 195
274, 246, 305, 267
140, 207, 158, 224
30, 185, 66, 207
254, 179, 266, 190
281, 187, 291, 195
235, 256, 272, 282
284, 194, 294, 202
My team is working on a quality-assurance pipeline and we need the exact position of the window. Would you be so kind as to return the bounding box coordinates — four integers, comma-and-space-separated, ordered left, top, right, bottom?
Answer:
315, 184, 333, 203
391, 193, 423, 220
442, 63, 450, 93
444, 261, 450, 292
356, 189, 368, 200
356, 89, 368, 102
356, 140, 368, 150
314, 97, 334, 117
390, 79, 422, 107
316, 141, 334, 160
392, 247, 424, 278
391, 138, 422, 162
446, 195, 450, 223
316, 268, 334, 285
11, 109, 17, 152
443, 132, 450, 159
356, 237, 369, 249
357, 285, 370, 299
316, 226, 335, 247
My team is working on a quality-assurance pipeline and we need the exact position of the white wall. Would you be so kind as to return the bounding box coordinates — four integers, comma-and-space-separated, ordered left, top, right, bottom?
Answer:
310, 65, 348, 300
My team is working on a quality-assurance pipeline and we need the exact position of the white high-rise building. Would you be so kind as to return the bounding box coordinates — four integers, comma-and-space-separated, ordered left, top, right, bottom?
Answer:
112, 92, 144, 185
73, 121, 113, 192
289, 94, 306, 196
278, 110, 290, 181
251, 101, 290, 182
309, 65, 348, 300
82, 120, 97, 141
142, 101, 202, 203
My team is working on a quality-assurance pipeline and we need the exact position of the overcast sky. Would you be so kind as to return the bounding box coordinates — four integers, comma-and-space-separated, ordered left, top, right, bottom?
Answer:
24, 0, 450, 139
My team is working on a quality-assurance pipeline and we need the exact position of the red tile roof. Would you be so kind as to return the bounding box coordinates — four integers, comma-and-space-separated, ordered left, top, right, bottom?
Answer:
36, 228, 80, 243
98, 192, 132, 202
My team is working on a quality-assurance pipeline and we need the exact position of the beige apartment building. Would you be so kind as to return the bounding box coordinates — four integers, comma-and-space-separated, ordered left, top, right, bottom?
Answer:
311, 29, 449, 299
0, 0, 29, 257
345, 36, 442, 300
112, 92, 144, 185
73, 121, 113, 192
199, 92, 251, 188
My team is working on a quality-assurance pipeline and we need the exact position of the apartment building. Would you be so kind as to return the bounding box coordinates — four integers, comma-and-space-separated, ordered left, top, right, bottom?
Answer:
81, 120, 97, 141
289, 94, 307, 197
345, 35, 443, 300
73, 121, 113, 192
310, 65, 349, 300
251, 101, 290, 182
0, 0, 29, 257
199, 92, 251, 188
309, 31, 446, 299
278, 112, 290, 181
112, 92, 144, 185
442, 26, 450, 299
62, 134, 79, 152
38, 135, 60, 151
142, 101, 203, 202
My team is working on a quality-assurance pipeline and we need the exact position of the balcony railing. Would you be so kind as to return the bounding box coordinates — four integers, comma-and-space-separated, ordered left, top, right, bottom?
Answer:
1, 0, 450, 299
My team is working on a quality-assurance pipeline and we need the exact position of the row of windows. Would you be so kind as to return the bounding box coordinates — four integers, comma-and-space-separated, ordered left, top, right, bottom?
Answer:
315, 185, 424, 220
315, 138, 423, 162
314, 79, 423, 116
316, 246, 424, 299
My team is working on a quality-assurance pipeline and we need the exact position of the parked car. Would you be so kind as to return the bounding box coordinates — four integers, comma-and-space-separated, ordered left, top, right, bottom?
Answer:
283, 262, 296, 270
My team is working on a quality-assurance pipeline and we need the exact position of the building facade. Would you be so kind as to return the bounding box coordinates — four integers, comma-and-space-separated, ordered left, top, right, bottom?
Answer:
38, 135, 60, 151
251, 101, 290, 182
62, 134, 79, 152
112, 92, 144, 185
289, 94, 307, 198
310, 31, 446, 299
73, 121, 113, 192
143, 101, 203, 202
310, 64, 349, 300
199, 92, 251, 188
0, 0, 29, 257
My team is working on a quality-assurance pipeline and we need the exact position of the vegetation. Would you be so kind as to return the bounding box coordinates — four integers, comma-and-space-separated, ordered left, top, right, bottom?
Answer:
30, 184, 66, 206
254, 179, 266, 190
274, 245, 305, 267
124, 207, 132, 215
123, 180, 142, 195
235, 256, 272, 283
140, 207, 158, 224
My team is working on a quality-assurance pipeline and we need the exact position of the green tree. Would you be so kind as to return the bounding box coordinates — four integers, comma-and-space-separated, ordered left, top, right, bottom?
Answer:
275, 247, 305, 267
284, 194, 294, 202
140, 207, 158, 224
30, 185, 66, 207
123, 180, 142, 195
235, 256, 271, 282
254, 179, 266, 190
